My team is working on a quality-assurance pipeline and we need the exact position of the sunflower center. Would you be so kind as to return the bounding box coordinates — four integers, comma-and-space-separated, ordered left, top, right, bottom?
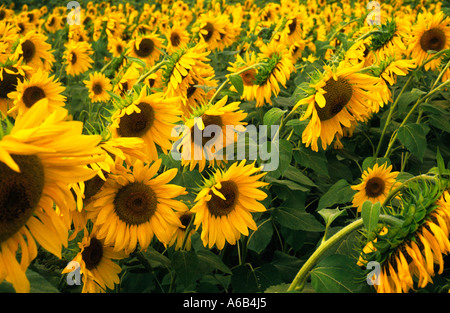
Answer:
241, 69, 256, 86
21, 40, 36, 63
92, 83, 103, 95
48, 17, 55, 26
117, 102, 155, 138
0, 155, 45, 243
134, 38, 154, 58
201, 22, 215, 42
315, 77, 353, 121
83, 172, 109, 202
22, 86, 46, 108
179, 213, 192, 229
0, 67, 25, 99
191, 114, 224, 147
365, 177, 386, 198
113, 182, 157, 225
116, 44, 123, 55
70, 52, 77, 65
420, 28, 446, 52
287, 18, 297, 35
170, 32, 181, 47
207, 181, 239, 217
81, 237, 103, 270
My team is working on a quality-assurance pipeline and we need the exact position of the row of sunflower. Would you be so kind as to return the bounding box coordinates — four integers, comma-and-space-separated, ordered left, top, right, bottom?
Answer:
0, 0, 450, 294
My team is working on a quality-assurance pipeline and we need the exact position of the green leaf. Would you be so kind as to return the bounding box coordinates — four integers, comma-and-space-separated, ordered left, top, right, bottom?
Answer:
317, 179, 356, 210
361, 200, 381, 235
171, 250, 199, 288
318, 208, 346, 228
310, 254, 367, 293
247, 218, 274, 254
361, 157, 391, 171
229, 74, 244, 95
397, 88, 426, 113
263, 107, 286, 126
27, 269, 60, 293
397, 123, 429, 161
272, 207, 325, 232
231, 264, 282, 293
265, 139, 292, 176
196, 250, 232, 275
265, 176, 310, 191
125, 55, 147, 68
293, 147, 329, 177
282, 165, 317, 187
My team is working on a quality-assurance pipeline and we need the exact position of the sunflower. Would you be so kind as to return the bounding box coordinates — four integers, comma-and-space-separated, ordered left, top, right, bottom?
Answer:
107, 36, 127, 58
109, 89, 182, 161
165, 22, 190, 54
254, 41, 294, 107
44, 13, 63, 33
227, 52, 259, 102
0, 99, 103, 292
190, 160, 268, 250
12, 30, 55, 72
64, 40, 94, 76
293, 61, 384, 152
357, 184, 450, 293
86, 158, 188, 253
169, 210, 196, 251
127, 34, 163, 67
7, 67, 66, 117
409, 10, 450, 71
194, 12, 228, 51
83, 72, 112, 103
62, 229, 127, 293
177, 95, 248, 172
113, 63, 141, 97
351, 162, 400, 212
280, 12, 304, 46
0, 63, 32, 116
181, 67, 217, 117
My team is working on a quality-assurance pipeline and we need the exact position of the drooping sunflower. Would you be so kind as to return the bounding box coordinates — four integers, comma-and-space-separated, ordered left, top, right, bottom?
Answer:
64, 40, 94, 76
293, 61, 384, 152
12, 31, 55, 72
190, 160, 268, 250
86, 158, 188, 253
357, 182, 450, 293
0, 63, 32, 116
109, 89, 182, 161
409, 10, 450, 71
351, 162, 400, 212
7, 67, 66, 117
0, 99, 103, 293
127, 34, 163, 67
83, 72, 112, 103
62, 229, 127, 293
176, 95, 248, 172
169, 209, 196, 251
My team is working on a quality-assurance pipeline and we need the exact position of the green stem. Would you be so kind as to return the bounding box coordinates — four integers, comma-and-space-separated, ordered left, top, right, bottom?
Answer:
287, 214, 402, 292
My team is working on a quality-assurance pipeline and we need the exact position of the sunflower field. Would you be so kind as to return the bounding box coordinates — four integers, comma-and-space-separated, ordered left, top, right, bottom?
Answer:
1, 0, 450, 297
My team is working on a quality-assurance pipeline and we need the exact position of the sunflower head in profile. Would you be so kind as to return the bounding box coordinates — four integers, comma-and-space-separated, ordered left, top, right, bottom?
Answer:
7, 67, 66, 117
64, 40, 94, 76
351, 162, 400, 212
83, 72, 112, 103
62, 229, 127, 293
254, 41, 294, 107
227, 52, 259, 102
0, 99, 103, 292
357, 180, 450, 293
109, 88, 182, 161
12, 30, 55, 72
293, 61, 384, 152
86, 158, 188, 253
176, 95, 248, 172
190, 160, 268, 250
409, 10, 450, 71
169, 209, 196, 251
128, 34, 163, 66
